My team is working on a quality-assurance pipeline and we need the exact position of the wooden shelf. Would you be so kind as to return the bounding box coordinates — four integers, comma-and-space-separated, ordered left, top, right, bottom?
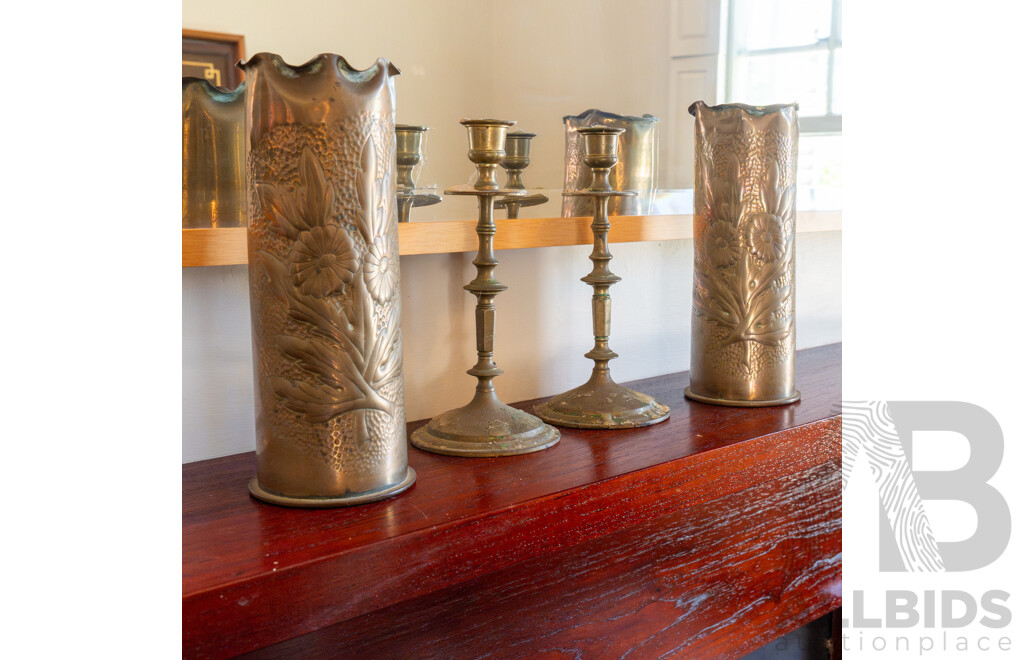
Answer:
182, 210, 842, 267
183, 344, 841, 659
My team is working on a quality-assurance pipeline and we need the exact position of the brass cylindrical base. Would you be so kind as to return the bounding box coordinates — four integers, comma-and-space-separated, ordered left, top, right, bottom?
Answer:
684, 387, 800, 408
248, 467, 416, 508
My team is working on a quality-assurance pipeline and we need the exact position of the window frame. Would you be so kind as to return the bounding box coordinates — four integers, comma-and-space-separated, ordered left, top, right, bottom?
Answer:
722, 0, 842, 134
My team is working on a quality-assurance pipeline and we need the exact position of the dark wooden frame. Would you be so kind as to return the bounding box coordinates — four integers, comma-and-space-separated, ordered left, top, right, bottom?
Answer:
182, 29, 246, 90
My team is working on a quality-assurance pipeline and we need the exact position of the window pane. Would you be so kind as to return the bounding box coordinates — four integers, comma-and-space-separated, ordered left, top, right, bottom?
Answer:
797, 134, 841, 210
831, 47, 842, 114
733, 0, 832, 51
732, 50, 830, 116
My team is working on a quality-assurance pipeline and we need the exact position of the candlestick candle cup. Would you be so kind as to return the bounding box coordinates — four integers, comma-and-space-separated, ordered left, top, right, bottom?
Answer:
395, 124, 440, 222
396, 124, 427, 190
495, 130, 548, 219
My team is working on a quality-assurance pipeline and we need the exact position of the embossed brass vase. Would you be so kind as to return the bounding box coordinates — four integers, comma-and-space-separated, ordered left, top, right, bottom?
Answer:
685, 101, 800, 407
242, 53, 414, 506
182, 78, 245, 228
562, 109, 658, 218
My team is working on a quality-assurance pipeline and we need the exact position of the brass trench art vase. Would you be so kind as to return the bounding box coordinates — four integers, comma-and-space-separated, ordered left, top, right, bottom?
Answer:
395, 124, 441, 223
182, 78, 245, 228
495, 130, 548, 219
242, 53, 414, 507
410, 119, 560, 456
535, 127, 670, 429
685, 101, 800, 407
562, 109, 658, 218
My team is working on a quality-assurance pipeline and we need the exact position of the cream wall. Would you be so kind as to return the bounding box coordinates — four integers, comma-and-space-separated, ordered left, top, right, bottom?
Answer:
182, 0, 842, 462
487, 1, 673, 191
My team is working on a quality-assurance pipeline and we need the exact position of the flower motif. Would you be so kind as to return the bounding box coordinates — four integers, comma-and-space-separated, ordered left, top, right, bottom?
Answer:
258, 148, 335, 240
708, 221, 741, 268
364, 235, 399, 303
289, 225, 359, 298
746, 214, 786, 262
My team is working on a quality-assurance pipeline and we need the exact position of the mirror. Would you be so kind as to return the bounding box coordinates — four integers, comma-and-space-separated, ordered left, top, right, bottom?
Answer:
182, 0, 841, 223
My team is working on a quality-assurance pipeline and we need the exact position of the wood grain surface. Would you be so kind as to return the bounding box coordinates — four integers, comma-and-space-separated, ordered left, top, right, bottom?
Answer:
183, 344, 841, 658
181, 211, 842, 266
249, 462, 840, 659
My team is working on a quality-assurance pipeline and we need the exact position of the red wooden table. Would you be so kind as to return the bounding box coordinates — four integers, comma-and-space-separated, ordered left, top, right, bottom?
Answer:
184, 343, 841, 659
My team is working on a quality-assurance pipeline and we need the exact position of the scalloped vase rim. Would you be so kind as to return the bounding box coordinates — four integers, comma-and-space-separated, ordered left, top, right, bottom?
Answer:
237, 52, 400, 79
182, 76, 245, 99
688, 100, 799, 117
563, 108, 659, 124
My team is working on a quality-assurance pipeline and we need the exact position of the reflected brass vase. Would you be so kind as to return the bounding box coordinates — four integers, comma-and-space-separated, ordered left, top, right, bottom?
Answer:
395, 124, 441, 223
242, 53, 414, 507
685, 101, 800, 407
535, 127, 669, 429
410, 119, 560, 457
562, 109, 658, 218
182, 78, 245, 228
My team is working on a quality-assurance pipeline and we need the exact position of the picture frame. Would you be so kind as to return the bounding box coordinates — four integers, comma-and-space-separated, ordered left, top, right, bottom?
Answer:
182, 29, 246, 89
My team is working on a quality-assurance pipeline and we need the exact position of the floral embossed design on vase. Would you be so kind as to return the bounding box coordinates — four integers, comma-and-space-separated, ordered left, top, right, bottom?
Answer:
364, 235, 399, 303
686, 101, 800, 407
242, 53, 414, 507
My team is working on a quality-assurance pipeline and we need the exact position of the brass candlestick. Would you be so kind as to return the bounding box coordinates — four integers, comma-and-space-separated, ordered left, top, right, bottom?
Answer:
495, 130, 548, 219
395, 124, 441, 223
535, 127, 670, 429
411, 119, 560, 456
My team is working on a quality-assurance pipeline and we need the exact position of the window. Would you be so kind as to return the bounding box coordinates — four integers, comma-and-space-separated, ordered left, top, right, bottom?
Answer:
723, 0, 842, 204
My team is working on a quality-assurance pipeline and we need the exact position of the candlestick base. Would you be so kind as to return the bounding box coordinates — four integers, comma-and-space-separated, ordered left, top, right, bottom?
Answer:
412, 394, 560, 457
535, 375, 669, 429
